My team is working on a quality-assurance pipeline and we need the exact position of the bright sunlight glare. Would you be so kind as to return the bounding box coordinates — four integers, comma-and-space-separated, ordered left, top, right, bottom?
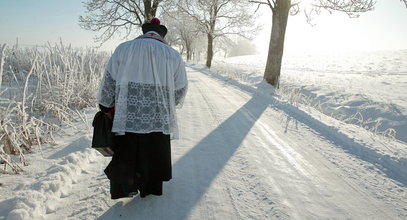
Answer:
252, 0, 407, 55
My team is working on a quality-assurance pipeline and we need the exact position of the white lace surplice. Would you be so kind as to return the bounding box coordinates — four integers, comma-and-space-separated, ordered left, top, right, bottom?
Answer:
97, 32, 188, 139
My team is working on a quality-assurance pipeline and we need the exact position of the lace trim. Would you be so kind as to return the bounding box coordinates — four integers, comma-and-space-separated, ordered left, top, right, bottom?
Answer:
115, 82, 173, 132
99, 71, 116, 107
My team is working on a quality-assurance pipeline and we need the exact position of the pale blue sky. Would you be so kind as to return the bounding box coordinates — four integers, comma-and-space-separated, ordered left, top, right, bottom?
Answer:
0, 0, 406, 52
0, 1, 96, 47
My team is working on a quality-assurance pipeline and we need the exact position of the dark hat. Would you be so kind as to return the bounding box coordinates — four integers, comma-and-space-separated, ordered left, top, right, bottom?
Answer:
141, 17, 168, 38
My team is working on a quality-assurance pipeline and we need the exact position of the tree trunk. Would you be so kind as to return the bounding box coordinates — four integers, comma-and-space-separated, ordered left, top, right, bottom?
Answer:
264, 0, 291, 88
206, 33, 214, 68
144, 0, 158, 21
144, 0, 151, 21
186, 41, 192, 61
187, 49, 192, 61
152, 0, 160, 15
0, 44, 6, 89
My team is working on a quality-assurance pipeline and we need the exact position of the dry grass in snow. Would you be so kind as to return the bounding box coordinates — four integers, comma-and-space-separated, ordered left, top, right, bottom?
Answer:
0, 42, 109, 173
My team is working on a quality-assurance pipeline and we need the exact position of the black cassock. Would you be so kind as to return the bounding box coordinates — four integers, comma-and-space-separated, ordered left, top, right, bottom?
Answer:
104, 132, 171, 199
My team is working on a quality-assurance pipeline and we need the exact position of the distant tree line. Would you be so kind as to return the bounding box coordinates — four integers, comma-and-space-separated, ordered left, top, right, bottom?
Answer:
79, 0, 258, 68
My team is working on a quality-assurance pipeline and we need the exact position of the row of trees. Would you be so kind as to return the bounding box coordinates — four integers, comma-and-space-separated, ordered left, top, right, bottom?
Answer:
79, 0, 406, 88
79, 0, 258, 67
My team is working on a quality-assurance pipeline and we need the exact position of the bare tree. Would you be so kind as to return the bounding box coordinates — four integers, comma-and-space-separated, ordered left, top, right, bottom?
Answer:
215, 36, 235, 58
191, 35, 208, 61
162, 12, 203, 61
175, 0, 258, 68
251, 0, 381, 87
180, 20, 199, 61
79, 0, 163, 44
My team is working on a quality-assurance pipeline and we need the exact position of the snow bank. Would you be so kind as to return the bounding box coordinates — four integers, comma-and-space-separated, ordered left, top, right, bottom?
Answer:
205, 50, 407, 143
4, 136, 100, 220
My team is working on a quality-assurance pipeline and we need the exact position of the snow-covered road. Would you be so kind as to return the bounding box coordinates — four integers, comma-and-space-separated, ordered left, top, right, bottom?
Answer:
3, 66, 406, 219
96, 67, 406, 219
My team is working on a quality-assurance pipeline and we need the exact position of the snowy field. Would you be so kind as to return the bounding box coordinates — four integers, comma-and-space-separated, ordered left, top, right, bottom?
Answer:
0, 50, 406, 219
211, 50, 407, 143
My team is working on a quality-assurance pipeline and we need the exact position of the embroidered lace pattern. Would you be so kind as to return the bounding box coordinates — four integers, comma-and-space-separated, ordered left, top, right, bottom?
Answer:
99, 71, 187, 135
122, 81, 172, 132
98, 70, 116, 107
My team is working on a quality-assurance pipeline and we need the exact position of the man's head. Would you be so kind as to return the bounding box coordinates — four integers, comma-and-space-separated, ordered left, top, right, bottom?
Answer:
142, 18, 168, 38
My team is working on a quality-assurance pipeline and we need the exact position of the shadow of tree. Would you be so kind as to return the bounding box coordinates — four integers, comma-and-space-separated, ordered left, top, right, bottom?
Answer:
193, 64, 407, 187
98, 94, 269, 219
98, 65, 406, 219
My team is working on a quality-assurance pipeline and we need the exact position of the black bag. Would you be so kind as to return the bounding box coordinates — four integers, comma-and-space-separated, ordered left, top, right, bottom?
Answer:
91, 111, 114, 156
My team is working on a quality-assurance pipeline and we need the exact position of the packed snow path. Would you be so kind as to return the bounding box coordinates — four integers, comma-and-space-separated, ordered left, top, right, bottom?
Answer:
98, 66, 406, 219
6, 66, 406, 219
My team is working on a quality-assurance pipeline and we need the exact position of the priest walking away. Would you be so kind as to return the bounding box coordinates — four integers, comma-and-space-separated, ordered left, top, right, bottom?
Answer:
97, 18, 188, 199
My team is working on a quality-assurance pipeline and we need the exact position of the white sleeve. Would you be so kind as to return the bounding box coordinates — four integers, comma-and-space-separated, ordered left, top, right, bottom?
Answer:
174, 58, 188, 106
97, 48, 121, 107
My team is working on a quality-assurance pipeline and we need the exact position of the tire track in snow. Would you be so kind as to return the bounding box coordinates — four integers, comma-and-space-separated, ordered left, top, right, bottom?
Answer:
188, 67, 401, 219
231, 86, 401, 219
186, 69, 291, 219
186, 68, 252, 219
184, 68, 356, 219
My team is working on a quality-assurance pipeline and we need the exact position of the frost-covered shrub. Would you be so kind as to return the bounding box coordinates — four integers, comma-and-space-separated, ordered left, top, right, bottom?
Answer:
0, 43, 109, 173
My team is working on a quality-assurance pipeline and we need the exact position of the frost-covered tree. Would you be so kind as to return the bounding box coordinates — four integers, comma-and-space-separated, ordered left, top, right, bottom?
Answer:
179, 19, 201, 61
79, 0, 163, 44
162, 12, 204, 61
251, 0, 382, 87
215, 36, 235, 58
175, 0, 258, 68
190, 35, 208, 61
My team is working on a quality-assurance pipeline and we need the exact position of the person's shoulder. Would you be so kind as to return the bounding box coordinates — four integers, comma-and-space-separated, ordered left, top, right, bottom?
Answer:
117, 38, 181, 58
148, 40, 182, 58
159, 44, 181, 58
116, 39, 135, 50
112, 38, 146, 56
112, 40, 132, 55
132, 37, 167, 49
166, 45, 181, 55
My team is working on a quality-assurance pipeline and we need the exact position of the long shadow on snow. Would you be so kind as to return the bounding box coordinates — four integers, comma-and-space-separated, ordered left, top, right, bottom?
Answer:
189, 64, 407, 187
98, 65, 406, 219
98, 83, 269, 219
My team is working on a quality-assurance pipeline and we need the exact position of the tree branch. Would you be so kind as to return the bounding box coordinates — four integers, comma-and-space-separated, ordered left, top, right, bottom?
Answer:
79, 0, 160, 44
314, 0, 375, 17
249, 0, 275, 10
